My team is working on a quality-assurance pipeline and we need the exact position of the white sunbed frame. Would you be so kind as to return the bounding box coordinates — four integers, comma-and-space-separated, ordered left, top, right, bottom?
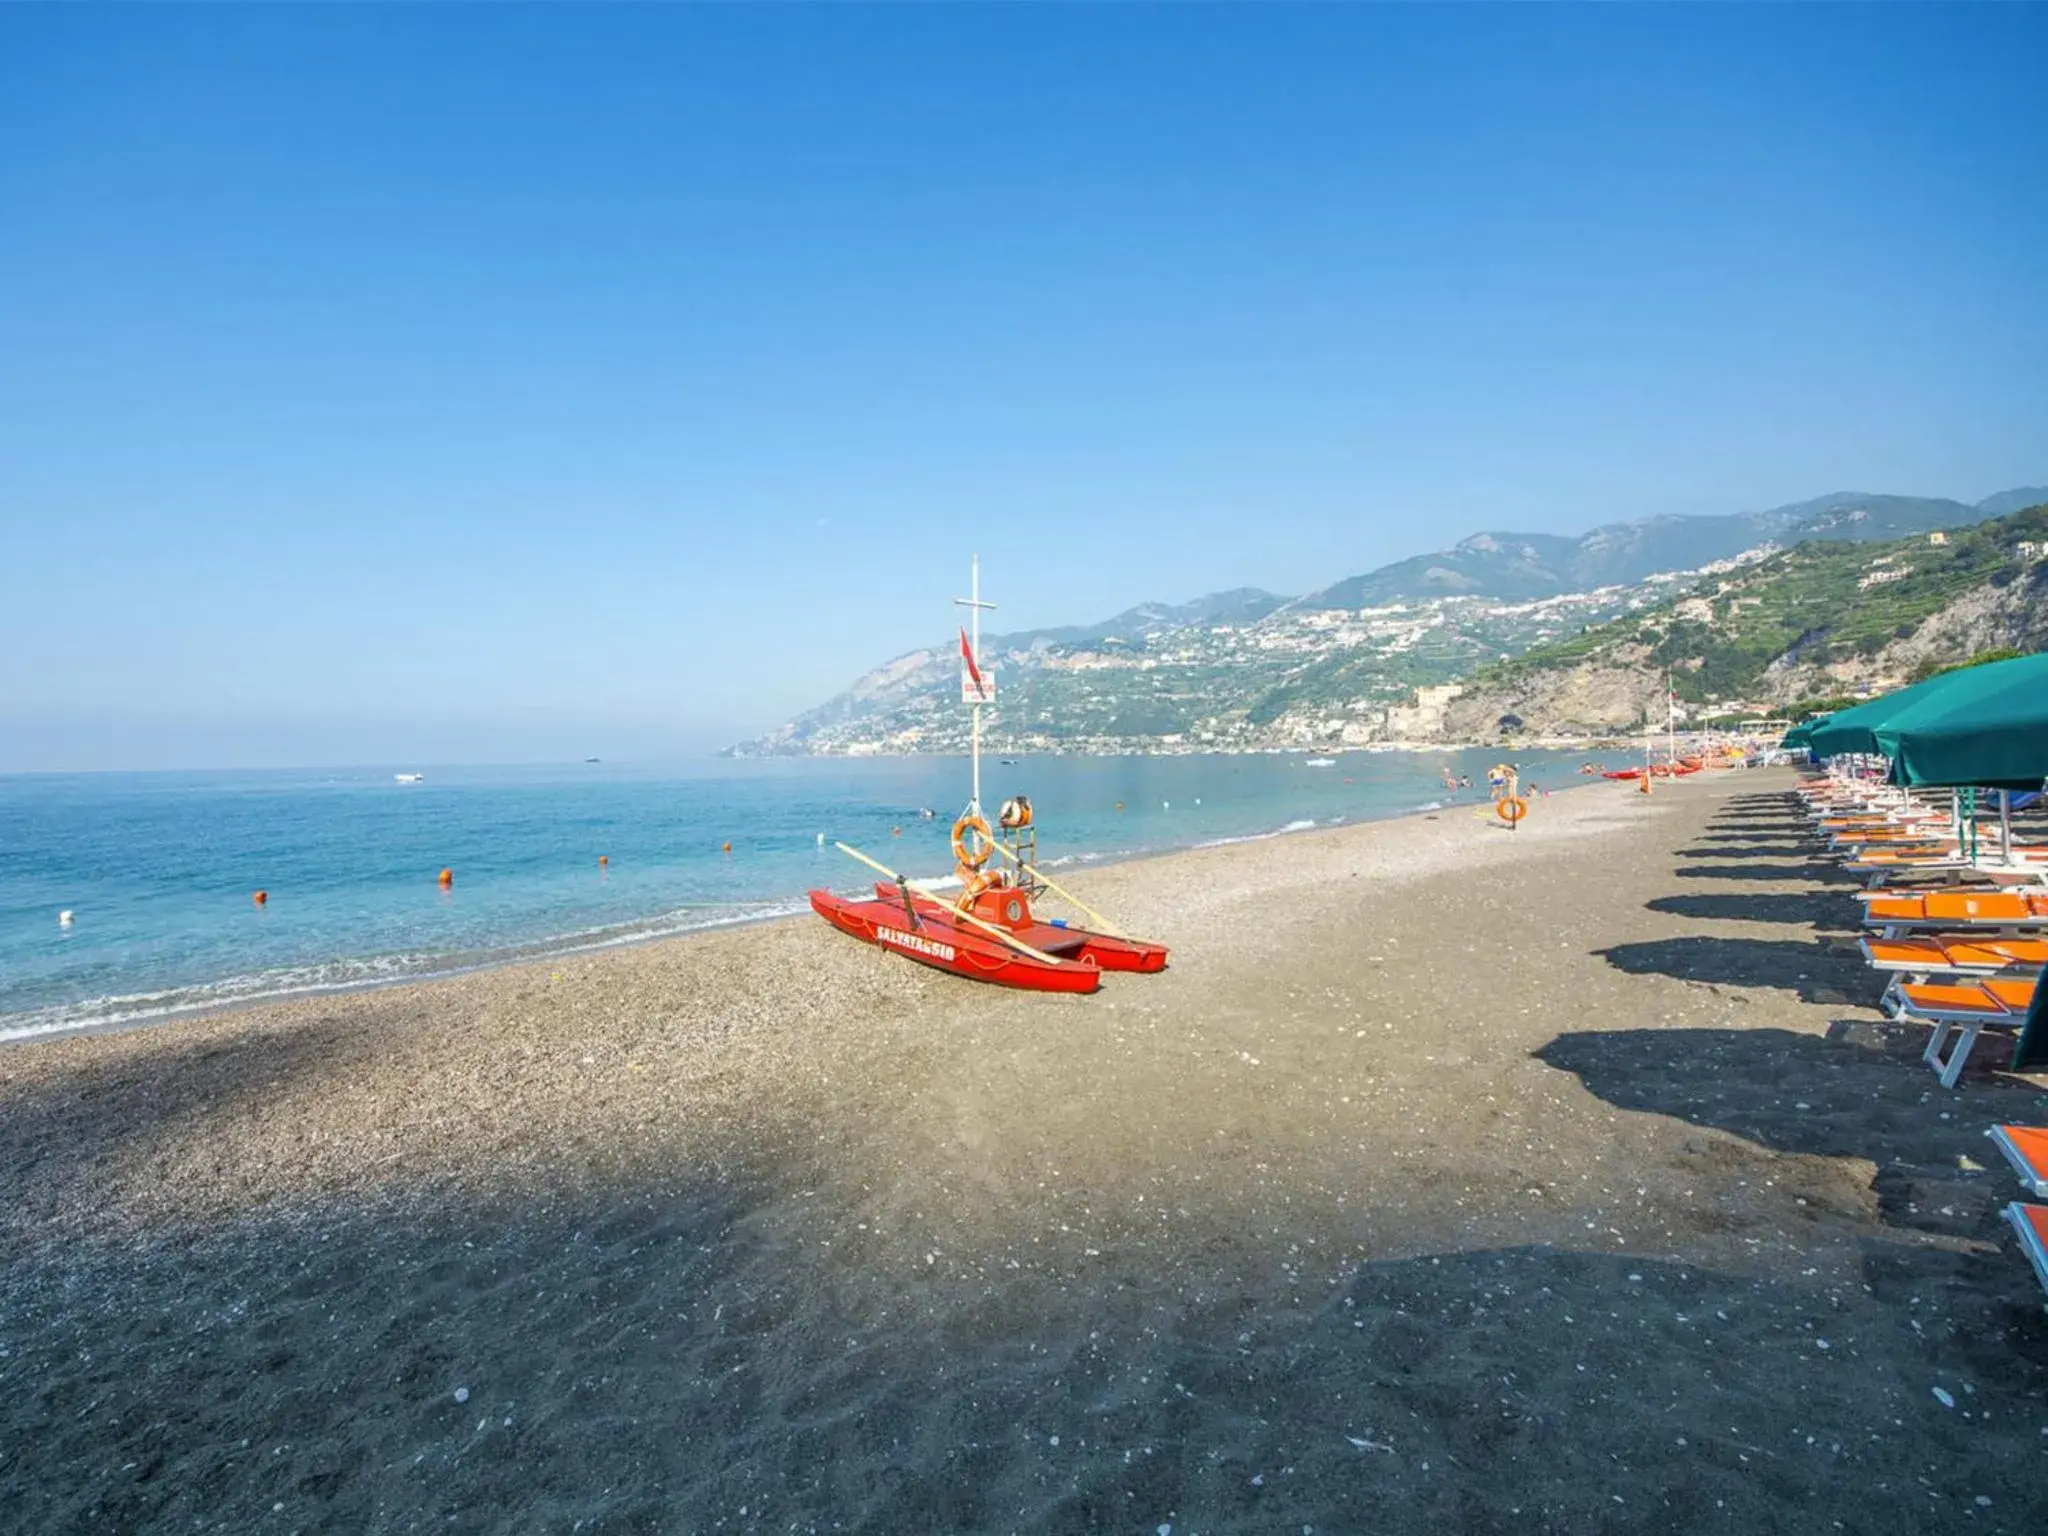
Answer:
1895, 992, 2019, 1089
2004, 1204, 2048, 1302
1989, 1127, 2048, 1199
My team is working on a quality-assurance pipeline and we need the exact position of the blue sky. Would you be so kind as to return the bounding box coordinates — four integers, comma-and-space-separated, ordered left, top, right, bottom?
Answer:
2, 5, 2043, 769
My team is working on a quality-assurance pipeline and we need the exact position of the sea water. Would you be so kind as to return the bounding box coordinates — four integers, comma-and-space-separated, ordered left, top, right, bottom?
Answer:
0, 748, 1641, 1040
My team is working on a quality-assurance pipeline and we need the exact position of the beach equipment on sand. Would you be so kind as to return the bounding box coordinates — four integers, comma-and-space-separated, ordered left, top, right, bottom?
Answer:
2002, 1202, 2048, 1301
1870, 652, 2048, 793
1892, 973, 2040, 1088
1806, 674, 1964, 761
1859, 888, 2048, 934
1781, 716, 1830, 751
1990, 1125, 2048, 1198
1496, 795, 1527, 827
1858, 934, 2048, 1014
809, 557, 1167, 993
815, 845, 1099, 993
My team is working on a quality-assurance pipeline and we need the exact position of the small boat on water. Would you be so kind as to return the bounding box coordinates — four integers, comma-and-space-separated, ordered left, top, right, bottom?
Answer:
394, 772, 425, 784
1304, 757, 1337, 768
808, 558, 1168, 994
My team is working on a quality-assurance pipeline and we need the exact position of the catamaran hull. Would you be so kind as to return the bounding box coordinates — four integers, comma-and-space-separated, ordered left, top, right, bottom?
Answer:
872, 884, 1169, 973
809, 890, 1103, 993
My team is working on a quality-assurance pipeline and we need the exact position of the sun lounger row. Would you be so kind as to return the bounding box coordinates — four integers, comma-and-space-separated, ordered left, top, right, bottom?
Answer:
1791, 756, 2048, 1302
1988, 1126, 2048, 1302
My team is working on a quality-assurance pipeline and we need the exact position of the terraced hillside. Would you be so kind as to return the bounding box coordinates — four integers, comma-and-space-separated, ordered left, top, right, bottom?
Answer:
1436, 504, 2048, 739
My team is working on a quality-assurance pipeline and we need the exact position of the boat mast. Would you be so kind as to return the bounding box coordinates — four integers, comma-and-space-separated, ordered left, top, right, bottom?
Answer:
955, 553, 996, 815
1666, 667, 1676, 763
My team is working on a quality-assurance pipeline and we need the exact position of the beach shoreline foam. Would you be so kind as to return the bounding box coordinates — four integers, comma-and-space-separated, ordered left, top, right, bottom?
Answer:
6, 766, 2042, 1531
0, 770, 1612, 1048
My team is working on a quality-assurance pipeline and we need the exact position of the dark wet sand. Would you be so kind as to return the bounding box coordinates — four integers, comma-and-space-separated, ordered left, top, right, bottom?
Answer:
4, 769, 2046, 1533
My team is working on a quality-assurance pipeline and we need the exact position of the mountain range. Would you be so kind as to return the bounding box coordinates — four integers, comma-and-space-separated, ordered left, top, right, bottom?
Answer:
731, 484, 2047, 755
1291, 490, 2046, 609
1436, 501, 2048, 740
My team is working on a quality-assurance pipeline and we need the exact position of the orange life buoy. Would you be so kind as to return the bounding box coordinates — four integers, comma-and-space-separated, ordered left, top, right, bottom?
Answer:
952, 811, 994, 870
956, 867, 1001, 903
1496, 796, 1528, 825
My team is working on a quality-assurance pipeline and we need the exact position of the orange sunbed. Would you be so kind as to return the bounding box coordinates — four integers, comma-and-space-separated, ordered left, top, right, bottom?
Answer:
1863, 891, 2048, 931
1990, 1125, 2048, 1199
1895, 980, 2023, 1088
2005, 1204, 2048, 1300
1861, 934, 2048, 978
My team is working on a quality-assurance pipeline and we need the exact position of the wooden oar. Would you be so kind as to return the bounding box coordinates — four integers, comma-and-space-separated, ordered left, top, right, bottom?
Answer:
986, 842, 1129, 938
833, 843, 1069, 967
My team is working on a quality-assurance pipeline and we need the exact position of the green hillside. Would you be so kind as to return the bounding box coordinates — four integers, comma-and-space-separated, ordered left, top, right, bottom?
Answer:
1475, 504, 2048, 705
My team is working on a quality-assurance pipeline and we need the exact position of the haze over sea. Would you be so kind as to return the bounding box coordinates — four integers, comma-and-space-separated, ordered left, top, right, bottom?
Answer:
1, 748, 1634, 1040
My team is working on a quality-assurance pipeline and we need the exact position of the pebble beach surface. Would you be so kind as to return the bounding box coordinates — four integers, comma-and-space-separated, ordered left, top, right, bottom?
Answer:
4, 769, 2045, 1532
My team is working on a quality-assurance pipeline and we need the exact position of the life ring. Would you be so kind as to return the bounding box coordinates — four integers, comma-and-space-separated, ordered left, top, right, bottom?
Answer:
957, 867, 1001, 902
952, 811, 994, 870
1496, 796, 1528, 826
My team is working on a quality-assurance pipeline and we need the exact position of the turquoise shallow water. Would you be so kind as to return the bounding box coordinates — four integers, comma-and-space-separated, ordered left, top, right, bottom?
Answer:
0, 748, 1639, 1040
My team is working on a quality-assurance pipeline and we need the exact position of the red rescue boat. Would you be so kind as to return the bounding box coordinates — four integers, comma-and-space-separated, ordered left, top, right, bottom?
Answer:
809, 557, 1169, 993
809, 885, 1103, 993
871, 881, 1169, 973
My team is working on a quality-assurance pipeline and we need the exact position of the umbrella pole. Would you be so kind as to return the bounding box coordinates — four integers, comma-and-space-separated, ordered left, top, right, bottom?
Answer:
2001, 789, 2013, 865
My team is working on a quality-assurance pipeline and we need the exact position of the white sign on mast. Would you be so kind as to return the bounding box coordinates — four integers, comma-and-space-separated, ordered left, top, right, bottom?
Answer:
961, 667, 997, 705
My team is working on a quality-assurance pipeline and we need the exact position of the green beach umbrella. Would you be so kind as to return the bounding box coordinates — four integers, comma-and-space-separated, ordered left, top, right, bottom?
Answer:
1871, 651, 2048, 791
1805, 673, 1971, 760
1781, 715, 1829, 750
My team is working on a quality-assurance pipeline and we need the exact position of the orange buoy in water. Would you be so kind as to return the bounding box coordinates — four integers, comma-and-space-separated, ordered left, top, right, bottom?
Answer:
253, 890, 268, 906
598, 855, 609, 866
722, 840, 732, 854
438, 868, 453, 887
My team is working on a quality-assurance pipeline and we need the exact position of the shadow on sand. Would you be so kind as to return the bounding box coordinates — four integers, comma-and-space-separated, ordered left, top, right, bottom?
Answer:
9, 1168, 2048, 1534
1675, 862, 1859, 885
1645, 892, 1862, 929
1596, 935, 1877, 1003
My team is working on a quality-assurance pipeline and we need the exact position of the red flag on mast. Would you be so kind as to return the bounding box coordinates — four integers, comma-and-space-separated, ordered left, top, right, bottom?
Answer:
959, 626, 984, 689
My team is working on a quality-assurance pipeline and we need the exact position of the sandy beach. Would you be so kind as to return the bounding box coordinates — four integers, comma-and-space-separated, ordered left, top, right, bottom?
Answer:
4, 768, 2046, 1532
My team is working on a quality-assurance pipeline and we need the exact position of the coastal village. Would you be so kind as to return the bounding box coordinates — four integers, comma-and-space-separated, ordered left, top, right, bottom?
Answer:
739, 505, 2048, 759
